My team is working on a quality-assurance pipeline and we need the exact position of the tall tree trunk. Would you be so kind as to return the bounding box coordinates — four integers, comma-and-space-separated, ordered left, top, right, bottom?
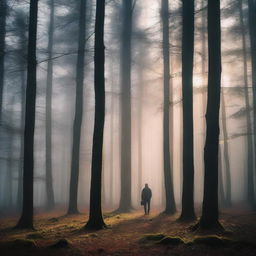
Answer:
45, 0, 55, 210
137, 45, 145, 202
15, 0, 39, 229
180, 0, 195, 221
199, 0, 222, 229
247, 0, 256, 208
220, 91, 231, 206
161, 0, 176, 214
85, 0, 106, 230
0, 0, 6, 122
118, 0, 133, 212
239, 0, 255, 206
67, 0, 87, 215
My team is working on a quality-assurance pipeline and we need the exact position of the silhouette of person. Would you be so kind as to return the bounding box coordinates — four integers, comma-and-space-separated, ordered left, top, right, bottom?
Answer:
141, 184, 152, 215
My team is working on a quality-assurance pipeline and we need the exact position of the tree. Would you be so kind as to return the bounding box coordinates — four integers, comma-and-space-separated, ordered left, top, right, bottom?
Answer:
247, 0, 256, 208
45, 0, 55, 210
12, 10, 27, 209
179, 0, 195, 221
118, 0, 133, 212
15, 0, 39, 229
0, 0, 7, 121
239, 0, 255, 206
67, 0, 87, 215
199, 0, 222, 229
161, 0, 176, 214
85, 0, 106, 230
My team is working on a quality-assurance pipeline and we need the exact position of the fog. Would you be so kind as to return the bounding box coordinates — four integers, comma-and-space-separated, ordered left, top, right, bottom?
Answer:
0, 0, 254, 216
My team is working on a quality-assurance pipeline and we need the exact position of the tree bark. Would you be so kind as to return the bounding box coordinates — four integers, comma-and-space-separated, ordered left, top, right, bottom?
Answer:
85, 0, 106, 230
180, 0, 195, 221
199, 0, 222, 229
67, 0, 87, 215
118, 0, 133, 212
161, 0, 176, 214
45, 0, 55, 210
15, 0, 39, 229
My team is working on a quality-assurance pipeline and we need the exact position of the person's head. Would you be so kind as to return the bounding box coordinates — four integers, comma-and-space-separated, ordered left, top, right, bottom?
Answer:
145, 183, 148, 188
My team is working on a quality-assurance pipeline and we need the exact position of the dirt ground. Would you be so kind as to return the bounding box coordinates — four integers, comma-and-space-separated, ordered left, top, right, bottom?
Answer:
0, 207, 256, 256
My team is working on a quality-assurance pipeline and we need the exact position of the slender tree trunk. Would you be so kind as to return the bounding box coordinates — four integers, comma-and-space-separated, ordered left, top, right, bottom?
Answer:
247, 0, 256, 208
0, 0, 6, 122
45, 0, 55, 210
118, 0, 133, 212
221, 91, 231, 206
15, 0, 39, 229
239, 0, 255, 206
161, 0, 176, 214
67, 0, 87, 215
199, 0, 222, 229
85, 0, 106, 230
137, 46, 145, 202
180, 0, 195, 221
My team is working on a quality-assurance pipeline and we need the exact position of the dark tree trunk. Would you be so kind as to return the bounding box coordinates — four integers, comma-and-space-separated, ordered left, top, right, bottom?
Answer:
239, 0, 255, 206
247, 0, 256, 208
199, 0, 222, 229
220, 91, 231, 206
67, 0, 87, 215
0, 0, 7, 121
15, 0, 39, 229
180, 0, 195, 221
118, 0, 133, 212
161, 0, 176, 214
85, 0, 106, 230
45, 0, 55, 210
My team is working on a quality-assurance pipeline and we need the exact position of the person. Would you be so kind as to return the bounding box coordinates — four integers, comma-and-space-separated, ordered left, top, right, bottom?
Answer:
141, 184, 152, 215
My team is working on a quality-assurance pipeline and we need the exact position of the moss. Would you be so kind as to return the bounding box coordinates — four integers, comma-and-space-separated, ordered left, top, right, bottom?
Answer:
139, 233, 166, 243
193, 235, 232, 247
157, 236, 184, 245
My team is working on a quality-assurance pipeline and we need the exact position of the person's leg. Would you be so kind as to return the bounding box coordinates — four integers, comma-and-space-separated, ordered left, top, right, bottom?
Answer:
148, 200, 151, 214
144, 202, 146, 215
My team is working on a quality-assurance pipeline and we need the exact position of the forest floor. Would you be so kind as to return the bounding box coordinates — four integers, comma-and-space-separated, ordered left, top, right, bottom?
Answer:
0, 207, 256, 256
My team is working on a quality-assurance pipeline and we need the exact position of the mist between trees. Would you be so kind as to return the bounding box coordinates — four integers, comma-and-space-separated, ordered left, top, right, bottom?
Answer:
0, 0, 255, 230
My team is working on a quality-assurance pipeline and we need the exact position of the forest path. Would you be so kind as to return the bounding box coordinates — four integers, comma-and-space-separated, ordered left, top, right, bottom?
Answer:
0, 208, 256, 255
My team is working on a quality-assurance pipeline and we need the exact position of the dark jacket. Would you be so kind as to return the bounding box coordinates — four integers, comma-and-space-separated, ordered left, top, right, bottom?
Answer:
141, 187, 152, 201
